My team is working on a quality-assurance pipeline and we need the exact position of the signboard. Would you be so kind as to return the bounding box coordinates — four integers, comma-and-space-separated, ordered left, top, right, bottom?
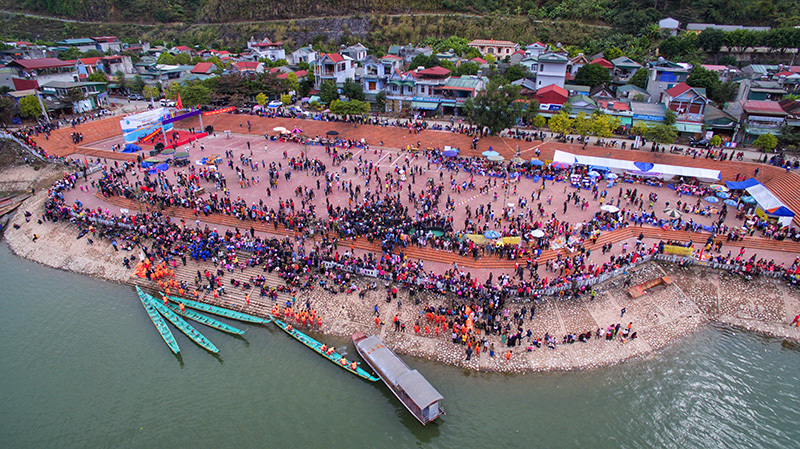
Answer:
663, 245, 693, 257
202, 106, 235, 117
162, 109, 202, 125
633, 114, 665, 122
705, 130, 714, 140
119, 107, 173, 143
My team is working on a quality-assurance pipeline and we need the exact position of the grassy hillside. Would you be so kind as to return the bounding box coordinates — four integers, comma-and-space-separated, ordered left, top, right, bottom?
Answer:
3, 0, 799, 27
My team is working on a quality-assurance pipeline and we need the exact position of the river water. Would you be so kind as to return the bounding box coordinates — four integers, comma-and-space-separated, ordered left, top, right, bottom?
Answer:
1, 243, 799, 448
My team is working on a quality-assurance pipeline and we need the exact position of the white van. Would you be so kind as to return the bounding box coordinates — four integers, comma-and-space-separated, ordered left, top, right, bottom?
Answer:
159, 99, 176, 107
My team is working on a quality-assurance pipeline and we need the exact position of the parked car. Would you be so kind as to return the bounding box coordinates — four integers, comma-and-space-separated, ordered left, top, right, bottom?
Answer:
128, 93, 144, 101
688, 137, 710, 148
159, 99, 176, 107
267, 100, 284, 109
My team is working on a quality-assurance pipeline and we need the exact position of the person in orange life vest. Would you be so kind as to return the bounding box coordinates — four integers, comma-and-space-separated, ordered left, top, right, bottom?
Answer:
321, 344, 327, 353
350, 362, 358, 370
375, 317, 380, 327
163, 295, 169, 306
179, 303, 185, 313
326, 347, 335, 355
245, 294, 250, 306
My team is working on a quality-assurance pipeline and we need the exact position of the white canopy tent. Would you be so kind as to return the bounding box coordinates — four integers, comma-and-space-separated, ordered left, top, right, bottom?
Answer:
551, 150, 721, 182
746, 183, 795, 227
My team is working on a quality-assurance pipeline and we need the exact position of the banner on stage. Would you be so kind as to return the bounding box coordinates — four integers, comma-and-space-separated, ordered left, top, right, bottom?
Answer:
202, 107, 235, 117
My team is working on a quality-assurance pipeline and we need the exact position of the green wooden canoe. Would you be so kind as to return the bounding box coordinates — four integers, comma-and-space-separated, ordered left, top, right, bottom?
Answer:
166, 302, 245, 335
168, 296, 271, 324
272, 319, 379, 382
136, 287, 180, 355
145, 293, 219, 354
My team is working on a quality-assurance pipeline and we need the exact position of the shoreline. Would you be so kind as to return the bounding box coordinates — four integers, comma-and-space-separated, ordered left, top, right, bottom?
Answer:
5, 184, 799, 373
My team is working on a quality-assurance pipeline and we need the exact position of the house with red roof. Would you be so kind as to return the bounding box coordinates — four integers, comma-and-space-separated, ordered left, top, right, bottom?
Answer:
533, 84, 569, 106
313, 53, 354, 90
247, 38, 285, 61
5, 58, 77, 84
662, 82, 709, 135
590, 58, 614, 70
231, 61, 264, 74
524, 42, 547, 58
468, 38, 520, 58
740, 100, 788, 143
91, 36, 120, 53
191, 62, 215, 75
171, 46, 193, 54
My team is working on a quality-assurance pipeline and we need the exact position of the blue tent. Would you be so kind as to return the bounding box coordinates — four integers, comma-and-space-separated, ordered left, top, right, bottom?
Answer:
766, 206, 795, 217
634, 161, 654, 172
148, 162, 169, 174
725, 178, 761, 190
529, 159, 544, 166
482, 150, 499, 157
442, 149, 459, 157
122, 143, 141, 153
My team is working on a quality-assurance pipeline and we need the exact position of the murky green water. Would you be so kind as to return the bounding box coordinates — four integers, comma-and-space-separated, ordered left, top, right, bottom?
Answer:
1, 244, 798, 448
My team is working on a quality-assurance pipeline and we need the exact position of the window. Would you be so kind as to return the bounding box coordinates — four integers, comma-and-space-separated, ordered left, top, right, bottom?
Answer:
368, 81, 376, 91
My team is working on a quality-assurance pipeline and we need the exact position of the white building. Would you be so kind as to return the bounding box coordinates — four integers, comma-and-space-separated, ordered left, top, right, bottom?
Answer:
314, 53, 355, 89
522, 52, 568, 89
289, 46, 317, 66
247, 38, 286, 61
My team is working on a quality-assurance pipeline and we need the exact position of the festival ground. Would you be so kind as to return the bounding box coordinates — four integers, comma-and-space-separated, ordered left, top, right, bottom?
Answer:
5, 115, 800, 372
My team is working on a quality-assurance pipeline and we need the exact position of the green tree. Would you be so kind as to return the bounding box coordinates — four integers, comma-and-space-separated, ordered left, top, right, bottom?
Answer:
157, 52, 177, 65
375, 91, 387, 112
87, 72, 107, 83
131, 75, 146, 94
573, 112, 593, 136
181, 83, 211, 106
319, 80, 339, 104
163, 81, 181, 100
256, 92, 267, 106
0, 97, 18, 125
592, 112, 621, 137
342, 78, 365, 101
330, 99, 370, 115
143, 84, 160, 100
628, 68, 648, 89
752, 133, 778, 152
19, 95, 42, 118
286, 72, 300, 94
280, 94, 292, 105
664, 109, 677, 126
699, 28, 726, 53
113, 70, 127, 93
454, 62, 479, 76
57, 47, 80, 61
647, 124, 678, 144
504, 65, 527, 82
484, 54, 496, 64
603, 47, 623, 61
709, 135, 722, 147
462, 81, 523, 136
548, 112, 573, 135
631, 121, 648, 137
532, 115, 546, 129
573, 63, 611, 88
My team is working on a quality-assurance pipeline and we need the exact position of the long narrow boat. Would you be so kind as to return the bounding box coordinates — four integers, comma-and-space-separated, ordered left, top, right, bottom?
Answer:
353, 332, 444, 425
144, 293, 219, 354
135, 287, 180, 355
165, 303, 245, 335
272, 318, 379, 382
168, 296, 272, 324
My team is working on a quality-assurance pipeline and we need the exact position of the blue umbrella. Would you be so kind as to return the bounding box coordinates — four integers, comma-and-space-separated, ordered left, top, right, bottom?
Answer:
742, 196, 757, 204
704, 196, 719, 203
588, 170, 601, 178
634, 161, 654, 172
529, 159, 544, 166
606, 173, 619, 179
442, 149, 459, 157
724, 199, 738, 206
715, 191, 730, 199
482, 150, 499, 157
483, 230, 501, 239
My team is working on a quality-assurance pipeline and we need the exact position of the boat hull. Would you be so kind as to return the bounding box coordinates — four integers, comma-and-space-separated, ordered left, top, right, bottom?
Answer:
136, 287, 180, 355
146, 293, 219, 354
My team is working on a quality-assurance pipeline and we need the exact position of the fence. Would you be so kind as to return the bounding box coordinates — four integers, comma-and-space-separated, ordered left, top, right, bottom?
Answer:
653, 253, 785, 278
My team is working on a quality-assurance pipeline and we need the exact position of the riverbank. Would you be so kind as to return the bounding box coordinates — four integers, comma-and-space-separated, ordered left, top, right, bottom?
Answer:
4, 157, 799, 373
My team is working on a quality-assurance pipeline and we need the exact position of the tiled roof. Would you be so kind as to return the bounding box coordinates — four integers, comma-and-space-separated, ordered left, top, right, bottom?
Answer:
743, 100, 788, 116
6, 58, 73, 70
665, 82, 692, 97
469, 39, 517, 47
417, 66, 451, 76
191, 62, 214, 73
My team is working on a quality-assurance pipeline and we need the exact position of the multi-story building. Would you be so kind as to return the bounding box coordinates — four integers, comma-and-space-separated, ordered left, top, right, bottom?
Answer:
6, 58, 78, 85
361, 55, 403, 100
522, 52, 568, 89
468, 39, 520, 58
646, 58, 689, 103
661, 82, 708, 136
247, 38, 285, 61
314, 53, 355, 89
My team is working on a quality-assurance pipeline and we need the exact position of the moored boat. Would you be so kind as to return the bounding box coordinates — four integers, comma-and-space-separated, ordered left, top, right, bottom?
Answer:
272, 319, 379, 382
165, 302, 245, 335
168, 296, 271, 324
136, 286, 180, 355
353, 332, 444, 425
145, 292, 219, 354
